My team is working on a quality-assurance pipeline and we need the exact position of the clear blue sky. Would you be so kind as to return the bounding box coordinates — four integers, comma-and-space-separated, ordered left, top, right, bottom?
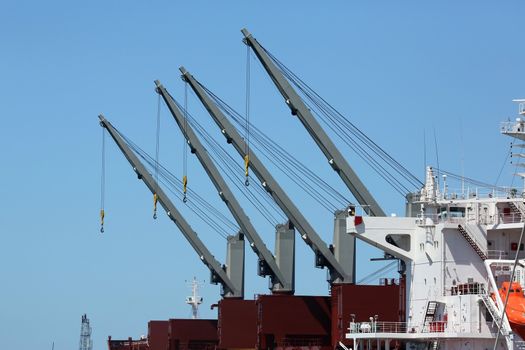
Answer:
1, 1, 524, 349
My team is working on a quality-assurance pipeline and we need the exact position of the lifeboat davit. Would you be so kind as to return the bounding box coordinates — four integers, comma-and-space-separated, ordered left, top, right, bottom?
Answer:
493, 281, 525, 338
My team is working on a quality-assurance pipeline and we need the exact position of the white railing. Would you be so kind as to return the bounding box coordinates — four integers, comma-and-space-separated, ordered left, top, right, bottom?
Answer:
410, 187, 520, 203
501, 121, 525, 134
487, 250, 509, 260
416, 213, 492, 226
499, 213, 523, 224
348, 321, 492, 335
348, 321, 414, 334
416, 212, 509, 226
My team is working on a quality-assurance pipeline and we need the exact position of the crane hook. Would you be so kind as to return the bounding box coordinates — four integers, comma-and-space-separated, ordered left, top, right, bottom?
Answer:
100, 209, 105, 234
182, 175, 188, 203
244, 155, 250, 187
153, 193, 158, 220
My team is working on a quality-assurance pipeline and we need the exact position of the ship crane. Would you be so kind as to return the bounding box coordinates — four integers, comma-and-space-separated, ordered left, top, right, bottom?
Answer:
155, 81, 294, 293
241, 28, 385, 218
180, 67, 352, 283
99, 115, 244, 298
241, 29, 411, 266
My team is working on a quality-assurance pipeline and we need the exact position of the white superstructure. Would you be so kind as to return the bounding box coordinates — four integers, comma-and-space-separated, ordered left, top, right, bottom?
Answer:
346, 102, 525, 350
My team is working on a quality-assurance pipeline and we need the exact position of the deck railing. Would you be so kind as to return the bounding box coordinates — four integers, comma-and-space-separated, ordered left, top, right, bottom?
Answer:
347, 321, 492, 335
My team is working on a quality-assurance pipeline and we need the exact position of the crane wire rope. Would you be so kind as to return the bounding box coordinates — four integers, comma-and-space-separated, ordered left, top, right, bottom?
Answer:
191, 121, 284, 225
138, 148, 239, 235
260, 45, 423, 193
199, 82, 349, 211
169, 92, 284, 223
114, 127, 237, 239
357, 260, 397, 285
434, 168, 508, 193
210, 92, 351, 209
264, 45, 422, 188
302, 95, 412, 196
232, 116, 350, 211
172, 98, 286, 225
100, 127, 106, 233
166, 89, 285, 224
495, 142, 512, 187
137, 146, 234, 239
303, 93, 415, 195
196, 82, 353, 212
183, 81, 189, 203
153, 93, 161, 219
244, 44, 251, 186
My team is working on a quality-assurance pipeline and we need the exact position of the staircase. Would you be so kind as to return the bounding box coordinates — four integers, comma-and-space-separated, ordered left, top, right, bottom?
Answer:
509, 202, 525, 222
457, 225, 487, 260
480, 294, 510, 336
422, 301, 438, 332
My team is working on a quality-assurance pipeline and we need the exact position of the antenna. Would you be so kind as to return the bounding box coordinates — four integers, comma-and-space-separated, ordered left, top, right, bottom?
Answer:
433, 128, 441, 190
459, 117, 465, 198
185, 277, 204, 319
423, 129, 427, 179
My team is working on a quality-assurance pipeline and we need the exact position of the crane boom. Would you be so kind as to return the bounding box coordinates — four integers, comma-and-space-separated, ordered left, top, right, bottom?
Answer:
154, 80, 292, 293
99, 114, 242, 297
179, 67, 350, 282
241, 28, 385, 217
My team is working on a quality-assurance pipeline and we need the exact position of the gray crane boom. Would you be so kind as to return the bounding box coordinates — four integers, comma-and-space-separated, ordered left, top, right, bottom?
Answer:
154, 80, 292, 293
99, 114, 242, 298
241, 28, 385, 217
179, 67, 350, 282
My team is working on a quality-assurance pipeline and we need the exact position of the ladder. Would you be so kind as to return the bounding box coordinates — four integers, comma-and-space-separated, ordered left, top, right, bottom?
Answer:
457, 225, 487, 260
480, 294, 510, 336
509, 202, 525, 222
422, 301, 438, 332
480, 293, 516, 349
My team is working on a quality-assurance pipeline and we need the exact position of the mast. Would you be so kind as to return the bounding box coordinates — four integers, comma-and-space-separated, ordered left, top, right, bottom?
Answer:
186, 277, 203, 319
155, 81, 293, 293
180, 67, 351, 283
241, 28, 385, 217
99, 115, 243, 298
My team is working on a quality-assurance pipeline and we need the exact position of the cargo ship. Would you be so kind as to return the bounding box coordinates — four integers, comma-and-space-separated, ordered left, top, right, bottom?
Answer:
106, 103, 525, 350
102, 29, 525, 350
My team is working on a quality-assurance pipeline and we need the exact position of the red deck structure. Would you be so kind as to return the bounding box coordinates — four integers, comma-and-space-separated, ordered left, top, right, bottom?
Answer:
256, 294, 332, 350
107, 336, 149, 350
331, 280, 404, 349
108, 281, 404, 350
148, 321, 169, 350
168, 319, 218, 350
217, 298, 257, 349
